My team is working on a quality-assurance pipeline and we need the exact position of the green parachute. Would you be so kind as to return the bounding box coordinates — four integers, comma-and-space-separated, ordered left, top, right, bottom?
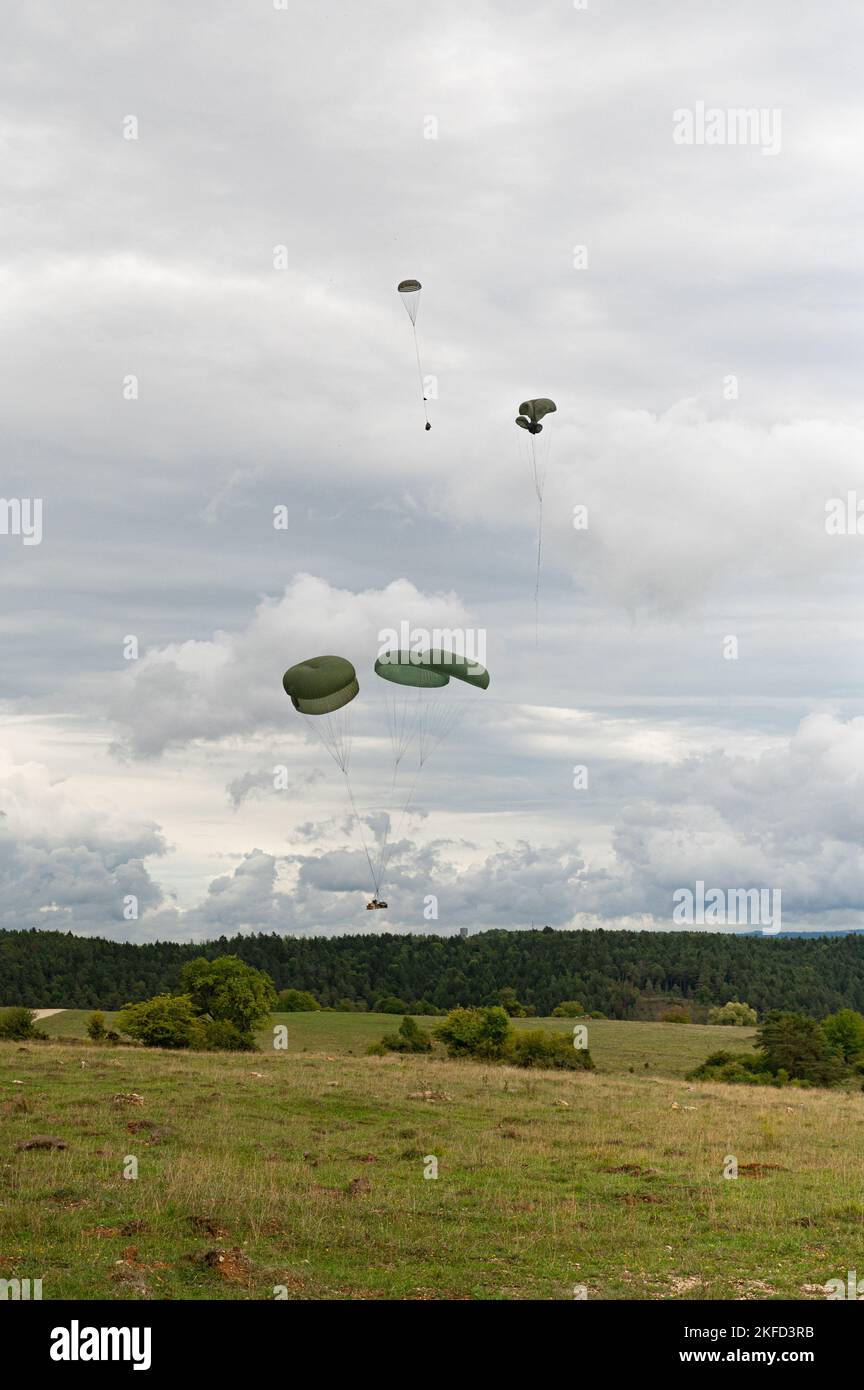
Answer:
282, 655, 358, 716
397, 279, 431, 430
515, 397, 557, 643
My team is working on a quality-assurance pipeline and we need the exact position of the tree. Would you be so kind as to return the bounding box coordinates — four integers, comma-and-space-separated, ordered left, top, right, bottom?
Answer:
276, 989, 320, 1012
179, 956, 275, 1035
552, 1001, 584, 1017
0, 1007, 46, 1041
116, 995, 204, 1049
494, 987, 528, 1017
822, 1009, 864, 1064
756, 1011, 843, 1085
86, 1011, 108, 1041
708, 1000, 758, 1026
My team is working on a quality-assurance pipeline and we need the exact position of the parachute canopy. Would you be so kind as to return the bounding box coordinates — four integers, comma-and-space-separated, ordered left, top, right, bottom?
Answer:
374, 650, 490, 691
515, 398, 557, 435
282, 655, 358, 715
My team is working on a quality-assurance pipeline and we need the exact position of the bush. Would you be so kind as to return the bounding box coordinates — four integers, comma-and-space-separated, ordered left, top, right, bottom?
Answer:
275, 989, 320, 1013
494, 987, 530, 1017
688, 1050, 771, 1084
435, 1006, 512, 1061
551, 1001, 584, 1018
374, 996, 410, 1015
660, 1008, 691, 1024
690, 1012, 850, 1088
707, 1001, 758, 1026
200, 1019, 256, 1051
0, 1007, 46, 1041
409, 999, 441, 1016
86, 1011, 108, 1042
509, 1029, 595, 1071
377, 1016, 433, 1054
116, 995, 204, 1049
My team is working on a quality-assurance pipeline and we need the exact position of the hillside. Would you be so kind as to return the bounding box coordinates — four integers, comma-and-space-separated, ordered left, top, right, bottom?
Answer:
0, 1022, 857, 1300
3, 927, 864, 1018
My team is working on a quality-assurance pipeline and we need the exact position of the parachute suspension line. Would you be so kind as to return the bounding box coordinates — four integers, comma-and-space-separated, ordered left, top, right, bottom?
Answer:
417, 694, 467, 768
301, 707, 378, 895
383, 685, 417, 789
376, 694, 469, 895
534, 441, 543, 649
525, 432, 546, 647
302, 707, 352, 774
375, 761, 422, 900
412, 323, 430, 429
341, 768, 381, 899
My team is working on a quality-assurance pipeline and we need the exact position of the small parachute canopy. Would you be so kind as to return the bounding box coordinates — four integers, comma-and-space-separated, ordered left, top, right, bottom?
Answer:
282, 655, 358, 715
375, 649, 490, 691
515, 397, 557, 435
397, 278, 422, 325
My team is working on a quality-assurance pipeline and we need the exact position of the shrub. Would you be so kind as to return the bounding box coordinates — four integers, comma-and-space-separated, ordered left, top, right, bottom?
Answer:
435, 1006, 512, 1061
660, 1007, 691, 1024
86, 1011, 108, 1041
551, 1001, 584, 1018
0, 1007, 46, 1041
707, 1001, 758, 1026
116, 994, 204, 1050
374, 996, 410, 1015
408, 999, 441, 1016
494, 987, 529, 1017
200, 1018, 256, 1051
377, 1016, 433, 1054
275, 989, 320, 1013
509, 1030, 595, 1071
687, 1050, 770, 1084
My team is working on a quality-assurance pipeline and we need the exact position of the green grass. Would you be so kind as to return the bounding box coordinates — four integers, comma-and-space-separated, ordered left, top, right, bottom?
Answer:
0, 1017, 858, 1301
39, 1009, 757, 1078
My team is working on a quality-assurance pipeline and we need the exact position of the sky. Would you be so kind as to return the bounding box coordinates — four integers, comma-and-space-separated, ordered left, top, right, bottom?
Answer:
1, 0, 862, 942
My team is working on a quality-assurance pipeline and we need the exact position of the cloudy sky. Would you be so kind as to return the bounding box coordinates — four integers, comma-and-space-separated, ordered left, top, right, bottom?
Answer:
1, 0, 862, 942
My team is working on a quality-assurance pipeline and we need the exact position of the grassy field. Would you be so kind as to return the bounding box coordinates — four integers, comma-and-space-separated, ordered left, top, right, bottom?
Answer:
38, 1009, 758, 1077
1, 1015, 859, 1301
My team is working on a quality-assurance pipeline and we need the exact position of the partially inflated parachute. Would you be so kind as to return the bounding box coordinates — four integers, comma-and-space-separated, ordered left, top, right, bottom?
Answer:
397, 279, 431, 430
515, 398, 557, 435
515, 397, 557, 643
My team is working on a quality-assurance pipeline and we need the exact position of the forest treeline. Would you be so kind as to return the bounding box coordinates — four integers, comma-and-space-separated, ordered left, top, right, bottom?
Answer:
2, 927, 864, 1018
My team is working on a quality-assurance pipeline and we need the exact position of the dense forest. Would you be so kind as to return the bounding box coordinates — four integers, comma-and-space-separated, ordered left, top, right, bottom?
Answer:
2, 927, 864, 1018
